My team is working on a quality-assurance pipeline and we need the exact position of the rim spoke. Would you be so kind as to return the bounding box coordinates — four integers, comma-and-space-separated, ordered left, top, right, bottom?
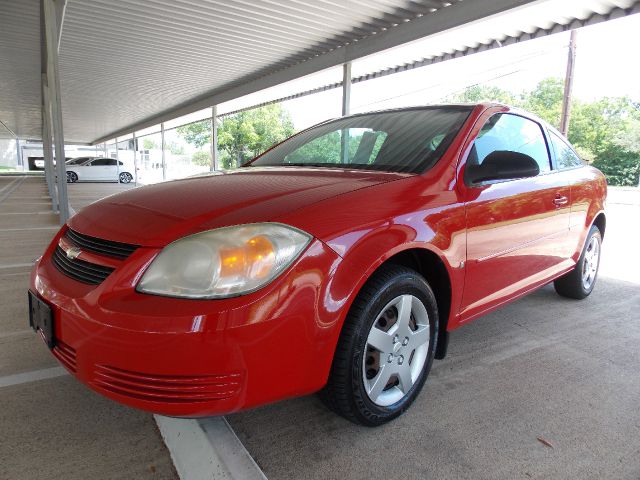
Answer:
408, 325, 430, 350
367, 326, 393, 353
396, 295, 413, 330
397, 364, 413, 394
367, 365, 393, 402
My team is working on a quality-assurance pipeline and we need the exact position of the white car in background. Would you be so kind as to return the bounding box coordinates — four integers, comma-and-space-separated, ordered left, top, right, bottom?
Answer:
65, 157, 134, 183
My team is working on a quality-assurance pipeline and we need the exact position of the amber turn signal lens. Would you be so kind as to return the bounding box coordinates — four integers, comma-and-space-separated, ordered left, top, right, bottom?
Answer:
220, 235, 275, 280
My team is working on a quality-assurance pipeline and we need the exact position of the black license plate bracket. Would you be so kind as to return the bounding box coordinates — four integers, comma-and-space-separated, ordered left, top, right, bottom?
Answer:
28, 291, 54, 349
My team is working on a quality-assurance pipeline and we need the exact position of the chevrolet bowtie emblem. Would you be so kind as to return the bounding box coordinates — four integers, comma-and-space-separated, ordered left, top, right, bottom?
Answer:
65, 246, 82, 260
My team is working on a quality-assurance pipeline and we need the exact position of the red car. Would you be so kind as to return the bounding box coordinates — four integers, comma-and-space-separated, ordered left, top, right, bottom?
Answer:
29, 104, 606, 426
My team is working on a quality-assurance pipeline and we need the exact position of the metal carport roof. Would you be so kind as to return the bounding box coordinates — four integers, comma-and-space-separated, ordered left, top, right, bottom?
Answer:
1, 0, 639, 144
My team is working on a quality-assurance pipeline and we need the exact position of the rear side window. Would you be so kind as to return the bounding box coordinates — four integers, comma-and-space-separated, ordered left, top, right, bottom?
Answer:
91, 158, 110, 166
550, 131, 583, 169
468, 113, 551, 174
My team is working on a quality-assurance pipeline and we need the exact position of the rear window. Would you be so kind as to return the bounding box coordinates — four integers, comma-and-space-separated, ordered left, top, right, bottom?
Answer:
550, 131, 583, 169
249, 107, 472, 174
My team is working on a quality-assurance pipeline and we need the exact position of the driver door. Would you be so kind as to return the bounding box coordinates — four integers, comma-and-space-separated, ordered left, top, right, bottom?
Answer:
460, 113, 571, 321
86, 158, 111, 180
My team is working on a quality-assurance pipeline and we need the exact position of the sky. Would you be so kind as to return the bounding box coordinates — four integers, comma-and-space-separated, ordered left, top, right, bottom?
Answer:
254, 13, 640, 131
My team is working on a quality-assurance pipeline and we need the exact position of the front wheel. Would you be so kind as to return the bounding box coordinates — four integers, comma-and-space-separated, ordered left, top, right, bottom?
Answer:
119, 172, 133, 183
66, 171, 78, 183
554, 225, 602, 299
320, 265, 438, 426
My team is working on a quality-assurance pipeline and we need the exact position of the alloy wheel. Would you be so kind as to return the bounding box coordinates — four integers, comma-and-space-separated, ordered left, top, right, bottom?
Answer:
362, 294, 430, 407
582, 235, 600, 290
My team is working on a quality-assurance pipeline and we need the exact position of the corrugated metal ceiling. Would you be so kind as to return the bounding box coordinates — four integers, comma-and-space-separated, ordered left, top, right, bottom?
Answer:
58, 0, 471, 143
0, 0, 40, 140
0, 0, 638, 144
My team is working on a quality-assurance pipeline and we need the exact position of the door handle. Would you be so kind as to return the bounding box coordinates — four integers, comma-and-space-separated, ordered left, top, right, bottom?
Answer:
553, 195, 569, 206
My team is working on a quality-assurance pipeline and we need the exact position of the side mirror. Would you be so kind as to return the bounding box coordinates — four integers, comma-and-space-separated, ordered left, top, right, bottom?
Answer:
466, 150, 540, 184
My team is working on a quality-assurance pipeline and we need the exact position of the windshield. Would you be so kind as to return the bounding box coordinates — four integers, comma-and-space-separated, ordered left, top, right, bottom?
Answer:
249, 107, 471, 174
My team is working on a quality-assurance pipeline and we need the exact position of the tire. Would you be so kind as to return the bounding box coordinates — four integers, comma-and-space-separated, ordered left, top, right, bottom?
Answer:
554, 225, 602, 299
66, 171, 78, 183
119, 172, 133, 184
320, 264, 438, 426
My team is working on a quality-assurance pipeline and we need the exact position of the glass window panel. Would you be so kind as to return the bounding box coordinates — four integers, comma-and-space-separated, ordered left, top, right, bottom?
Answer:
550, 131, 583, 169
469, 113, 551, 174
251, 107, 471, 173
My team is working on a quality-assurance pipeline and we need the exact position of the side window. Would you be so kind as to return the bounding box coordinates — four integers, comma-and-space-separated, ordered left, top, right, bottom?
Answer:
550, 131, 583, 169
467, 114, 551, 175
90, 158, 109, 166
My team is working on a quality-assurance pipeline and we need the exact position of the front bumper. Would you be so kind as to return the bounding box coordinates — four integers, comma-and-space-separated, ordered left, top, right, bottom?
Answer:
31, 229, 343, 417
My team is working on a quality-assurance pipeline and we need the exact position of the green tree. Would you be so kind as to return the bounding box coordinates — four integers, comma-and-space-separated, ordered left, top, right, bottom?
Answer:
192, 150, 211, 167
568, 97, 636, 159
218, 104, 295, 168
142, 138, 157, 150
448, 84, 519, 105
593, 146, 640, 186
176, 120, 212, 149
167, 141, 185, 155
523, 77, 564, 126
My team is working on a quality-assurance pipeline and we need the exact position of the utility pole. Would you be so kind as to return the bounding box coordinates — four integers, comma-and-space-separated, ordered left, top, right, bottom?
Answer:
560, 30, 578, 137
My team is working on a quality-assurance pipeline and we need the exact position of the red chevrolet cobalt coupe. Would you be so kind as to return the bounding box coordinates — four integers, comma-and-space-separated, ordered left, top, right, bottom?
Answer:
30, 104, 606, 426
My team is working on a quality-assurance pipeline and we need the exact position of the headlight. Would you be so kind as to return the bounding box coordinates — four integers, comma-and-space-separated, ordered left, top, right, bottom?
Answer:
137, 223, 311, 299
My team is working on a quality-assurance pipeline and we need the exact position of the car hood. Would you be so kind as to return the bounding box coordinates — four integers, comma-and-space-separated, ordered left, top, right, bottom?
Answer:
69, 167, 407, 246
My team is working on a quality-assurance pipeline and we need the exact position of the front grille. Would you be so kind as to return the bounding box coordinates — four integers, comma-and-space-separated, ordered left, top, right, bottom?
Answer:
92, 365, 242, 403
52, 246, 115, 285
65, 227, 139, 260
53, 341, 77, 373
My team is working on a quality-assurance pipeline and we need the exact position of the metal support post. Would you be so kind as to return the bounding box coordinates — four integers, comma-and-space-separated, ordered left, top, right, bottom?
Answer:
132, 133, 138, 186
341, 62, 352, 163
342, 62, 351, 116
16, 138, 23, 171
161, 122, 167, 181
211, 105, 218, 171
43, 0, 69, 224
114, 137, 120, 182
41, 93, 58, 212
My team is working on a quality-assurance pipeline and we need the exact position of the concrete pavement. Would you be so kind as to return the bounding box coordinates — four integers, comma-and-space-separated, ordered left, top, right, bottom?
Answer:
0, 177, 177, 480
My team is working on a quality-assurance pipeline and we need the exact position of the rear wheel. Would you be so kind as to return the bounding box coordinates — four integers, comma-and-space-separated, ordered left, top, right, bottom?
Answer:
119, 172, 133, 183
554, 225, 602, 299
320, 265, 438, 426
66, 171, 78, 183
